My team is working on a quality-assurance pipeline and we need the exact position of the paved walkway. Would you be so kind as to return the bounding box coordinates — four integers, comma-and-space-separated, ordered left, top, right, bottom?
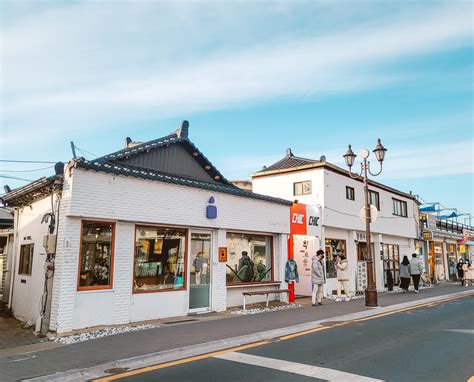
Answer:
0, 303, 43, 350
0, 283, 472, 381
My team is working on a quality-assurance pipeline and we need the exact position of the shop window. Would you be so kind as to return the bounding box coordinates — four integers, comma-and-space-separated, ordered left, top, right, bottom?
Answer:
226, 233, 273, 284
382, 244, 400, 286
294, 181, 311, 196
325, 239, 345, 278
345, 186, 355, 201
78, 221, 114, 289
369, 190, 380, 210
392, 198, 407, 217
134, 226, 187, 293
19, 244, 34, 275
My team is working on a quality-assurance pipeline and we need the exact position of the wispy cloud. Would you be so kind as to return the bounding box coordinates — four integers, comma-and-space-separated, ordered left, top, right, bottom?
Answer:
1, 1, 472, 145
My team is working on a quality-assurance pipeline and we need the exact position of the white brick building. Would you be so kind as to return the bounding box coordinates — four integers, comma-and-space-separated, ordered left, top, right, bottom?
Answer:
252, 149, 420, 296
2, 122, 291, 334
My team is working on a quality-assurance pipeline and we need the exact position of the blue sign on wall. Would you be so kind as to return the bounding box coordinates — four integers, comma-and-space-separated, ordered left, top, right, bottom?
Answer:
206, 196, 217, 219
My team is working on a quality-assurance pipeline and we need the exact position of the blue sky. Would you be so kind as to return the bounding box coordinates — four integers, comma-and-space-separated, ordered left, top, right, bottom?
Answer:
1, 0, 473, 218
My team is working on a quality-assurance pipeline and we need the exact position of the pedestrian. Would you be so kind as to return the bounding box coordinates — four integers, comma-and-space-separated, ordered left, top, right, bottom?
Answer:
311, 250, 326, 306
456, 259, 464, 286
399, 255, 411, 293
462, 260, 470, 287
410, 253, 423, 293
335, 254, 351, 302
465, 260, 473, 286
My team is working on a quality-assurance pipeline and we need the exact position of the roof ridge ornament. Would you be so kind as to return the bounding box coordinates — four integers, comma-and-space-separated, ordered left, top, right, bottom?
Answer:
176, 120, 189, 139
286, 148, 293, 157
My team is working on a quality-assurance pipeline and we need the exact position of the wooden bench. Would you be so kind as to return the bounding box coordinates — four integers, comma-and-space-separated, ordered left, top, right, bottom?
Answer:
242, 289, 290, 310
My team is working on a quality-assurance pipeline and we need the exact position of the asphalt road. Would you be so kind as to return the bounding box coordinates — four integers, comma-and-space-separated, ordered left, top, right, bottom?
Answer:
115, 295, 474, 382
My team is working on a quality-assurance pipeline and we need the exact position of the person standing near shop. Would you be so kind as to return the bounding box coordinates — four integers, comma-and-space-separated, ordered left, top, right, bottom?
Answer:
462, 260, 470, 287
193, 251, 204, 286
399, 255, 411, 293
456, 259, 464, 286
311, 250, 326, 306
335, 255, 350, 301
410, 253, 423, 293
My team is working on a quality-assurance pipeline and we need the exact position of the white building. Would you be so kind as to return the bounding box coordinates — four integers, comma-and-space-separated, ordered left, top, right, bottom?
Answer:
252, 149, 420, 296
2, 122, 291, 334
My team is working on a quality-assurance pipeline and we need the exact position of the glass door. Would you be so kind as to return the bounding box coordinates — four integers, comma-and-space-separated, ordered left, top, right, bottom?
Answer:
189, 233, 211, 310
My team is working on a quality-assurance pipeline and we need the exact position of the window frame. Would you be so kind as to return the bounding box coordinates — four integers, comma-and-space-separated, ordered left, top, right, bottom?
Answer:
18, 244, 34, 276
225, 232, 275, 286
345, 186, 355, 201
293, 180, 312, 196
392, 198, 408, 217
77, 220, 116, 291
368, 190, 380, 210
133, 224, 188, 294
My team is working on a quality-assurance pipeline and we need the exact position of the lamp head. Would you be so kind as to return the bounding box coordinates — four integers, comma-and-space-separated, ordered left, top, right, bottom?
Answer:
343, 144, 356, 167
373, 138, 387, 162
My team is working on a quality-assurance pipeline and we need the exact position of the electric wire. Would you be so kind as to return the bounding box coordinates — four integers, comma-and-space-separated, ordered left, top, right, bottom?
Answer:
0, 160, 58, 163
0, 165, 54, 173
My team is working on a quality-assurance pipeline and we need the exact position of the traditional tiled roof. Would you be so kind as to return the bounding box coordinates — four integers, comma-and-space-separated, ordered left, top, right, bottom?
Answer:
74, 158, 292, 206
1, 175, 63, 207
256, 148, 320, 173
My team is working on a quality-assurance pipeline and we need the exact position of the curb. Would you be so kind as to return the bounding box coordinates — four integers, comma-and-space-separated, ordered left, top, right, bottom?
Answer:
25, 289, 474, 382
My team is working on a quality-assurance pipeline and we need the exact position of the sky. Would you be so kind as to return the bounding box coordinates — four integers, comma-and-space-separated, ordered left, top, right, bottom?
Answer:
0, 0, 473, 219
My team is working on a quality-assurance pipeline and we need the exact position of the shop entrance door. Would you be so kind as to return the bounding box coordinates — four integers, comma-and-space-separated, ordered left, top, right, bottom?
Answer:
189, 232, 211, 310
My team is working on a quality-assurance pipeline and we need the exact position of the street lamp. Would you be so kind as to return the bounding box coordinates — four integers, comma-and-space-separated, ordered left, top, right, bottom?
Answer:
343, 138, 387, 307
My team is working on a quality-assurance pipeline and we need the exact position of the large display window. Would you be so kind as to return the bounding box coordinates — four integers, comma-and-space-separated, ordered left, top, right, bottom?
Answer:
78, 221, 115, 290
325, 239, 346, 278
383, 244, 400, 286
134, 226, 187, 293
226, 233, 273, 284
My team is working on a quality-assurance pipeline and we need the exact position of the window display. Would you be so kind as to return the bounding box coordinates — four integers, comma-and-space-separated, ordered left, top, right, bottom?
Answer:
325, 239, 345, 278
226, 233, 273, 284
134, 226, 187, 292
383, 244, 400, 286
78, 221, 114, 289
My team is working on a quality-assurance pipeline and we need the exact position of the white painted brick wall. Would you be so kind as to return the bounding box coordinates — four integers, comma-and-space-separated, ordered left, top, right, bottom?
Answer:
50, 169, 290, 332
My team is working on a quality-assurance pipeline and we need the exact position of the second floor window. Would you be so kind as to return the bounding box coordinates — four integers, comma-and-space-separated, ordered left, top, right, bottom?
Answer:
294, 181, 311, 196
346, 186, 355, 200
369, 190, 380, 210
393, 198, 408, 217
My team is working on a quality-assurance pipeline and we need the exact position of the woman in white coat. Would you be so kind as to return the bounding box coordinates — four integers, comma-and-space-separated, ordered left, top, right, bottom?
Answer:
336, 255, 351, 301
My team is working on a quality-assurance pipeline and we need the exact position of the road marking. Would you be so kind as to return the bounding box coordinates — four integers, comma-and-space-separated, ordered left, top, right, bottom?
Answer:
93, 341, 268, 381
93, 293, 472, 381
214, 352, 383, 382
444, 329, 474, 335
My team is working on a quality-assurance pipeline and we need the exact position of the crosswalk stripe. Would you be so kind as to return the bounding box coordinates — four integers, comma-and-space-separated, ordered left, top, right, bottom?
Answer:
214, 352, 384, 382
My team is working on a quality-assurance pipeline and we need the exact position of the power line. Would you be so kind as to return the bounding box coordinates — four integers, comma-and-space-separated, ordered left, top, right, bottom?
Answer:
0, 160, 58, 164
0, 174, 33, 182
0, 165, 54, 173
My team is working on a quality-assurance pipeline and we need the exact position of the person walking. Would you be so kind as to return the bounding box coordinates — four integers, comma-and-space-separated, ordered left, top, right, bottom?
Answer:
465, 260, 473, 286
335, 255, 350, 302
456, 259, 464, 286
311, 250, 326, 306
462, 260, 470, 287
410, 253, 423, 293
399, 255, 411, 293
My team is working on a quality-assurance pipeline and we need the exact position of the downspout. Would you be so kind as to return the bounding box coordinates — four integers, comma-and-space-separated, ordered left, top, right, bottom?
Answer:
8, 207, 20, 310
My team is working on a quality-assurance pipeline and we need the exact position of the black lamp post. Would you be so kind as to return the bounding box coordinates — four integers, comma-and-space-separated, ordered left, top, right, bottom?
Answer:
343, 139, 387, 307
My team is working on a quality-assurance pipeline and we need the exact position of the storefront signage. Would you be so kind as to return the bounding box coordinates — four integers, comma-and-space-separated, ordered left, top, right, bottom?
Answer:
357, 261, 368, 292
463, 229, 474, 242
206, 196, 217, 219
290, 203, 320, 237
422, 231, 433, 241
218, 247, 227, 262
356, 232, 367, 242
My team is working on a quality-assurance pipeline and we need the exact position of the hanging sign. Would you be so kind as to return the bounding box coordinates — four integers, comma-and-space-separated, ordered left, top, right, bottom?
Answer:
463, 229, 474, 242
422, 231, 433, 241
290, 203, 320, 236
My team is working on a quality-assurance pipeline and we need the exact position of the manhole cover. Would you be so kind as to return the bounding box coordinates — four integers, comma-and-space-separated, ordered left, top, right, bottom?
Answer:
104, 367, 129, 374
162, 319, 198, 325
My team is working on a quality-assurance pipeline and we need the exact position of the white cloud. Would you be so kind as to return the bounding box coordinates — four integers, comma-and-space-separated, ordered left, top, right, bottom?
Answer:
1, 1, 472, 145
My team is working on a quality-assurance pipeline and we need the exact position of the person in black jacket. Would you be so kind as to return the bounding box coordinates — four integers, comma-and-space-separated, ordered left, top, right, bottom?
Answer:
456, 259, 464, 286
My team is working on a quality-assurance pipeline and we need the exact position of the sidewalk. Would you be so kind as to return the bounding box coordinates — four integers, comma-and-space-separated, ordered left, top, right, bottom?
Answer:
1, 283, 473, 381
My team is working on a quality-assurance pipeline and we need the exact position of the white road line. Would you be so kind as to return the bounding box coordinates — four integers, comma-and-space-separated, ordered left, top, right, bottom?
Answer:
214, 352, 384, 382
444, 329, 474, 334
